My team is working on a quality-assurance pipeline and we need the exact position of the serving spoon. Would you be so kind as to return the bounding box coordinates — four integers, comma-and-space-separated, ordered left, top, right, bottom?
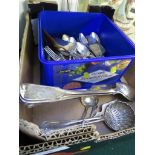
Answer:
20, 82, 134, 107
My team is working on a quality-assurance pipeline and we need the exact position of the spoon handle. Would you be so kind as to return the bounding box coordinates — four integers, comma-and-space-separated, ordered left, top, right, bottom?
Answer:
90, 105, 98, 118
20, 83, 116, 106
65, 89, 115, 96
81, 107, 89, 119
41, 117, 103, 132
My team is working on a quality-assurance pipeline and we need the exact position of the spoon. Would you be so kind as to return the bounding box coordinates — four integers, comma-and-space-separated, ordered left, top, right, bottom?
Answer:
43, 31, 75, 54
62, 34, 70, 42
61, 35, 84, 60
79, 33, 88, 46
88, 32, 100, 44
20, 82, 135, 106
62, 34, 76, 44
80, 96, 99, 119
88, 43, 105, 57
40, 101, 135, 132
76, 42, 94, 58
87, 32, 106, 57
44, 46, 64, 61
69, 37, 76, 43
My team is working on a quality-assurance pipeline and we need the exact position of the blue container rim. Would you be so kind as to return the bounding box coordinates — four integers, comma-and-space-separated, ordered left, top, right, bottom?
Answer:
39, 54, 135, 65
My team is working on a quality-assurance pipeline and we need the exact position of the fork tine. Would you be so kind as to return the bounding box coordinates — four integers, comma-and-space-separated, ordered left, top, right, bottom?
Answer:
44, 46, 63, 61
47, 47, 62, 60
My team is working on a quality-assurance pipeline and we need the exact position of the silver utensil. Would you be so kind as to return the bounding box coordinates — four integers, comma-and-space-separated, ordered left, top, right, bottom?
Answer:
58, 53, 66, 60
88, 32, 100, 43
44, 31, 75, 54
79, 33, 88, 46
87, 32, 106, 57
78, 33, 97, 57
20, 82, 135, 107
81, 96, 98, 118
62, 34, 70, 42
78, 32, 105, 57
62, 35, 76, 44
41, 117, 101, 132
44, 46, 63, 61
76, 42, 95, 58
69, 37, 76, 43
88, 43, 105, 57
94, 99, 134, 118
40, 101, 135, 132
62, 35, 83, 60
67, 42, 83, 60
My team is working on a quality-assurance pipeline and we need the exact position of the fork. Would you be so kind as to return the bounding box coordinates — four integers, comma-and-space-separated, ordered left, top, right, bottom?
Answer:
44, 46, 63, 61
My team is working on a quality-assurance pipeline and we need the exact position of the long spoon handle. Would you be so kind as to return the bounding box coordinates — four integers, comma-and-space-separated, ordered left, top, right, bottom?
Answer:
20, 83, 116, 105
41, 117, 104, 132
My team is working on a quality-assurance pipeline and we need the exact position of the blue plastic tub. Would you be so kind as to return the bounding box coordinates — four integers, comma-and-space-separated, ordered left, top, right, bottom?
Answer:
38, 11, 135, 89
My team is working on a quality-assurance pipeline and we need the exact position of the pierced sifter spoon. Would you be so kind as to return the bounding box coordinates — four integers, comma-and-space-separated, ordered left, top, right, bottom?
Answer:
40, 101, 135, 132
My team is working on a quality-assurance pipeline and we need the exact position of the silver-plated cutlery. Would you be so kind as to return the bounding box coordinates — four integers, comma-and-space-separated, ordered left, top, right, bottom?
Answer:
20, 82, 134, 107
44, 31, 106, 61
40, 100, 135, 132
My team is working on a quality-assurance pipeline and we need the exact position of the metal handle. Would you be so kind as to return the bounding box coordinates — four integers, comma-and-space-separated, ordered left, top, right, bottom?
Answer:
65, 88, 115, 96
41, 117, 103, 131
81, 107, 89, 119
20, 84, 116, 106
